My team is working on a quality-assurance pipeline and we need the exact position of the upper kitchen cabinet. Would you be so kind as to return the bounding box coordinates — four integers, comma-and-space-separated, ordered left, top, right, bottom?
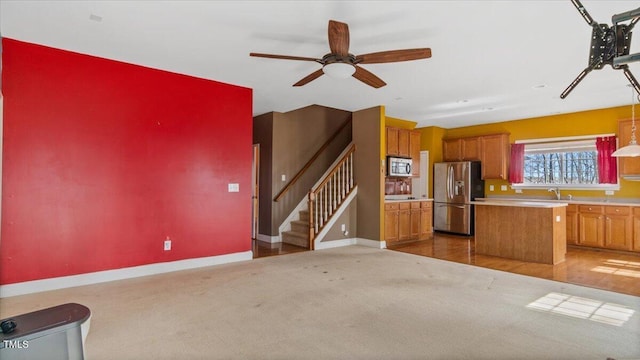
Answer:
480, 133, 509, 180
442, 133, 509, 180
410, 130, 421, 176
386, 126, 410, 157
618, 119, 640, 178
386, 126, 421, 176
387, 127, 399, 156
443, 137, 480, 161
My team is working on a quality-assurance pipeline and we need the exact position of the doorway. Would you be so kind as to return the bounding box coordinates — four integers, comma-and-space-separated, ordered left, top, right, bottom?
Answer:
251, 144, 259, 240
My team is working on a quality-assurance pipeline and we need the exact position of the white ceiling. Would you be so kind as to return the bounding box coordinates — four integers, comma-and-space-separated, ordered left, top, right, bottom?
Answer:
2, 0, 640, 128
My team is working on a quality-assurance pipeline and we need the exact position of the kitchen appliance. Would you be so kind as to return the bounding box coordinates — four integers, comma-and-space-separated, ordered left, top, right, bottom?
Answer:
433, 161, 484, 235
387, 156, 412, 177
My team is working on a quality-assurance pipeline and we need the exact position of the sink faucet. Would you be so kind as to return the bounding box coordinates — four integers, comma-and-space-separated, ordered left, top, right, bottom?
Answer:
548, 187, 561, 200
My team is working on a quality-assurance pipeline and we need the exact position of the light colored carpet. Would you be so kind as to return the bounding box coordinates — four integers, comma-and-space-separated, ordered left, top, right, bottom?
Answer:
1, 246, 638, 360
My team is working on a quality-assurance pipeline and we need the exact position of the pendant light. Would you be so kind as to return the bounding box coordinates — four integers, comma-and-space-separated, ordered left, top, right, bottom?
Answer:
612, 88, 640, 157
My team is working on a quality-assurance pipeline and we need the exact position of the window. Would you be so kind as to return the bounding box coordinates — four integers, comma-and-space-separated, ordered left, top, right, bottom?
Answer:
511, 136, 619, 190
523, 140, 598, 185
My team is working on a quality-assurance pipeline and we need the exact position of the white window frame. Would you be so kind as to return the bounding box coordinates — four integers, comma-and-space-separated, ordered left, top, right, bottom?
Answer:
510, 134, 620, 191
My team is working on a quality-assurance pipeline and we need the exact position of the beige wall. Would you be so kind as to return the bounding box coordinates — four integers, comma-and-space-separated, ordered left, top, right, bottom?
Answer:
353, 106, 384, 241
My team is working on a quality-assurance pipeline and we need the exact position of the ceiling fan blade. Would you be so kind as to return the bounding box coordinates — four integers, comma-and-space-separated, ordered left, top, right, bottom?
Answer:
356, 48, 432, 64
293, 69, 325, 87
328, 20, 350, 57
250, 52, 320, 62
352, 66, 386, 88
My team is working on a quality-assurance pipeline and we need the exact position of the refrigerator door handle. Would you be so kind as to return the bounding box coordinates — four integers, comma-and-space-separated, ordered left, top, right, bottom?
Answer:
448, 166, 453, 200
437, 204, 466, 209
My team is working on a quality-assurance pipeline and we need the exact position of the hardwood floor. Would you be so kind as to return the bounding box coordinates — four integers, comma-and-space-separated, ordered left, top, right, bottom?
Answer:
388, 232, 640, 297
252, 239, 308, 258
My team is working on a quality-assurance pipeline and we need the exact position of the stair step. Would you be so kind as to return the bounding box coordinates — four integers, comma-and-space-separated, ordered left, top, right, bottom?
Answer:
291, 220, 309, 233
299, 210, 309, 221
282, 231, 309, 248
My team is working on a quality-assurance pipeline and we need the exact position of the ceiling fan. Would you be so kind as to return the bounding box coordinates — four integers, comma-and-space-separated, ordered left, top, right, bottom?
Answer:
250, 20, 432, 88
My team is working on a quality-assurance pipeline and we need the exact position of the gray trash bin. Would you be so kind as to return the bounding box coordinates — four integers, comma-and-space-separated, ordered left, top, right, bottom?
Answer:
0, 303, 91, 360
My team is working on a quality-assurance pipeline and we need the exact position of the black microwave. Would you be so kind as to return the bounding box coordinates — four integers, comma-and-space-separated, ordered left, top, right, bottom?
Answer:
387, 156, 412, 177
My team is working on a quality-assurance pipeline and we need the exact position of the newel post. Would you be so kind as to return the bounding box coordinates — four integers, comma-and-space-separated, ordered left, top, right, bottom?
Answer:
308, 190, 315, 250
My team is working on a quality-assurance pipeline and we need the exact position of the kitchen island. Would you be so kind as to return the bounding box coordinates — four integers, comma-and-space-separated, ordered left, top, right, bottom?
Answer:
471, 200, 568, 265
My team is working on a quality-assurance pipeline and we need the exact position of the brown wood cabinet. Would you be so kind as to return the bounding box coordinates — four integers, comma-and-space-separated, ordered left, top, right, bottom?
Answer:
410, 202, 421, 239
385, 201, 433, 243
398, 129, 410, 157
633, 207, 640, 252
398, 202, 411, 241
419, 201, 433, 240
386, 127, 399, 156
384, 203, 399, 243
572, 204, 635, 252
566, 204, 578, 245
442, 133, 509, 180
442, 138, 463, 161
618, 119, 640, 177
604, 206, 633, 251
410, 130, 421, 176
480, 134, 509, 180
386, 126, 421, 176
578, 205, 605, 248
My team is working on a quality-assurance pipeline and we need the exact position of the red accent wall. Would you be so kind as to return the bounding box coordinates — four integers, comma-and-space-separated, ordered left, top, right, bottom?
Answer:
1, 38, 253, 284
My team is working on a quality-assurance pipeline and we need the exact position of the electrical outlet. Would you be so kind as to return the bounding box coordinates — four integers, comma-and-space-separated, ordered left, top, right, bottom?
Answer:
605, 190, 614, 195
341, 224, 346, 232
489, 185, 494, 191
281, 174, 286, 182
164, 238, 172, 251
228, 183, 239, 192
500, 185, 507, 191
515, 189, 523, 193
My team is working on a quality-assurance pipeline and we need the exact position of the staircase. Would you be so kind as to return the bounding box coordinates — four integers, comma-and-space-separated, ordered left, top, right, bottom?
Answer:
281, 210, 310, 248
280, 144, 356, 249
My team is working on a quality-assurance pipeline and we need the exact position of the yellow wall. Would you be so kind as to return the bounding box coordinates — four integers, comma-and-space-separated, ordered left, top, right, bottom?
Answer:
416, 105, 640, 200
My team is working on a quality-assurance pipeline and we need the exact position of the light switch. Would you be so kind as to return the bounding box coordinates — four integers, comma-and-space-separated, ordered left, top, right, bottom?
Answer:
489, 185, 494, 192
500, 185, 507, 191
281, 174, 286, 182
228, 183, 239, 192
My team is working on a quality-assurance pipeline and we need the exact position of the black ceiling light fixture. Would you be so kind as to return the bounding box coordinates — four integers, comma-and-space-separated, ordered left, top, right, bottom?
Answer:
560, 0, 640, 99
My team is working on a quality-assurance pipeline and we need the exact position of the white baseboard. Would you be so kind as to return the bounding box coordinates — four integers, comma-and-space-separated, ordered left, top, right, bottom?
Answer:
256, 234, 280, 244
315, 237, 385, 250
356, 238, 387, 249
0, 251, 253, 298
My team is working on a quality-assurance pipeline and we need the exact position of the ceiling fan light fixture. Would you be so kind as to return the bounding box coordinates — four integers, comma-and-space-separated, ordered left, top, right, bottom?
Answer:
322, 62, 355, 79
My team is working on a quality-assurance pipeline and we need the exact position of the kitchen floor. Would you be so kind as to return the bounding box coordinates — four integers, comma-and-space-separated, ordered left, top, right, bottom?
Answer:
388, 232, 640, 297
252, 239, 308, 258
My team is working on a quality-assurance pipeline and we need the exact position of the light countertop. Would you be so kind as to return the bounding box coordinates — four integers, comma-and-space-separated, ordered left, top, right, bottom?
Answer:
472, 200, 568, 208
477, 197, 639, 207
384, 197, 434, 203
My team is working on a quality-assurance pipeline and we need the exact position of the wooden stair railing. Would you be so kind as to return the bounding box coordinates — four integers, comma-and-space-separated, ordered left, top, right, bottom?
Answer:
273, 117, 352, 202
308, 144, 356, 250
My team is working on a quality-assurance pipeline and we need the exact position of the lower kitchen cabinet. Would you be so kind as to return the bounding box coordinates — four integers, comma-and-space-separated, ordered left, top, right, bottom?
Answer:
419, 201, 433, 240
566, 204, 578, 245
634, 207, 640, 252
385, 201, 433, 244
384, 203, 399, 243
578, 206, 605, 248
398, 203, 411, 241
410, 202, 421, 240
604, 206, 633, 251
572, 204, 635, 252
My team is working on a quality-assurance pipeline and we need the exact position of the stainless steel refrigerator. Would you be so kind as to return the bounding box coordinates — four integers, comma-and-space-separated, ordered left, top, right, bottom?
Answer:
433, 161, 484, 235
